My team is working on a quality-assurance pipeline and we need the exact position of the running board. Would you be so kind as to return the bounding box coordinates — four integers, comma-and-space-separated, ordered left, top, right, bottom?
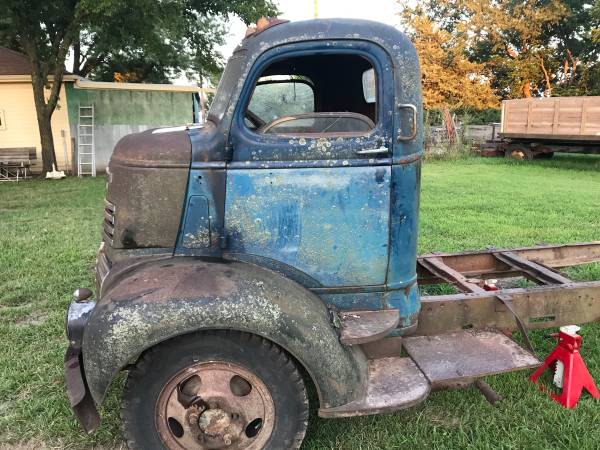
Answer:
404, 330, 540, 389
318, 357, 430, 418
321, 330, 540, 418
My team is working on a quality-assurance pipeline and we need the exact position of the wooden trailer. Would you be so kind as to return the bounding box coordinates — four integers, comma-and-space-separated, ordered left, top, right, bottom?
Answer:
498, 96, 600, 159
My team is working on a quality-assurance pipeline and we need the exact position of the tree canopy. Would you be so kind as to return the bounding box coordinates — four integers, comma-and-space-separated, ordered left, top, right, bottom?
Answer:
401, 10, 498, 109
400, 0, 600, 102
1, 0, 277, 173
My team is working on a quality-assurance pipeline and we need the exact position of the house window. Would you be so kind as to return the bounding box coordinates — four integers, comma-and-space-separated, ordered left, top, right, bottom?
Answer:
0, 110, 6, 130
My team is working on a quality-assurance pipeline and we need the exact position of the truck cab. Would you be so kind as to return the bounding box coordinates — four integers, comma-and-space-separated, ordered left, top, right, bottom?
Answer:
67, 18, 425, 449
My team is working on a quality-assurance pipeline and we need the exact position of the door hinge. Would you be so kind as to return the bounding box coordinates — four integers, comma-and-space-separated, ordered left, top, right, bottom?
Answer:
224, 144, 233, 162
219, 234, 228, 249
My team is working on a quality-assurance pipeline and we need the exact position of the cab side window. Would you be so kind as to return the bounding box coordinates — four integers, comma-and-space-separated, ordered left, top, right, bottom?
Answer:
244, 54, 377, 137
245, 77, 314, 129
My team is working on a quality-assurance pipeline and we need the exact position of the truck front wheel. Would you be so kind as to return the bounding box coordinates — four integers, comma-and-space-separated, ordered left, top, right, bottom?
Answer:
121, 330, 309, 450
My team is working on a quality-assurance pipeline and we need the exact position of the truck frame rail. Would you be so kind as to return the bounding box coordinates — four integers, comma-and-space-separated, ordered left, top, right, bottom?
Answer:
416, 242, 600, 337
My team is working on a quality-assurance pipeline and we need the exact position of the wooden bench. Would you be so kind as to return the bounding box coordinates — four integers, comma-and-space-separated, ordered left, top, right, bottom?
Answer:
0, 148, 37, 181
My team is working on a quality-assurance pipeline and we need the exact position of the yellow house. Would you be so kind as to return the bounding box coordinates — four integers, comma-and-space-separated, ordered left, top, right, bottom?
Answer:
0, 47, 74, 172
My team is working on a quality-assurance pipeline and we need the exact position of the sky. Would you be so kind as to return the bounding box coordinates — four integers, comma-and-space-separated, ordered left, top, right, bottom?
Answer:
218, 0, 403, 61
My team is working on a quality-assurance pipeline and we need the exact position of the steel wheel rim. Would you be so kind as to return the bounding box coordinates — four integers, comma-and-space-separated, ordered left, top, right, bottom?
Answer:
155, 361, 275, 449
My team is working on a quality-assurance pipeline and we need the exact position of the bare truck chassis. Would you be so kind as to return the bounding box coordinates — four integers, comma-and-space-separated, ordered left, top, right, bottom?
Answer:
328, 242, 600, 416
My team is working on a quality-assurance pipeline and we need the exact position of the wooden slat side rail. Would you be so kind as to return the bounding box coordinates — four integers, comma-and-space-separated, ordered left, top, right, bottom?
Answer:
552, 98, 560, 134
494, 251, 572, 285
418, 257, 484, 293
580, 97, 588, 135
500, 96, 600, 140
526, 100, 533, 134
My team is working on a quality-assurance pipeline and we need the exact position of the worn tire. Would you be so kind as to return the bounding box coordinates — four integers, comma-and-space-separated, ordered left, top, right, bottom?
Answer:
504, 147, 533, 160
121, 330, 309, 450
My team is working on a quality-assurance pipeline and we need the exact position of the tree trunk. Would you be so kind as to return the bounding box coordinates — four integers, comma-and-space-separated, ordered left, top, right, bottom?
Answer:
15, 7, 79, 176
72, 36, 81, 75
540, 59, 552, 97
36, 109, 57, 173
522, 82, 532, 98
30, 71, 58, 175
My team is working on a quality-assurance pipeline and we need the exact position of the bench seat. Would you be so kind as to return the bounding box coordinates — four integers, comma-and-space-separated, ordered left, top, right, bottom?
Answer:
0, 147, 37, 181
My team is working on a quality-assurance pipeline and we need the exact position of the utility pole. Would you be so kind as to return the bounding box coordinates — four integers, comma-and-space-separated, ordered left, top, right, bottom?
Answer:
314, 0, 319, 18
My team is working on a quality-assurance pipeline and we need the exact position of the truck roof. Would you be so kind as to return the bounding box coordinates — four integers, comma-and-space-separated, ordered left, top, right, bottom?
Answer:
236, 18, 411, 57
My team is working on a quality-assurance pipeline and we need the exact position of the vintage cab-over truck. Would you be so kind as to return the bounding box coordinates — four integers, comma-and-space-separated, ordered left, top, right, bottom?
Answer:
65, 18, 600, 450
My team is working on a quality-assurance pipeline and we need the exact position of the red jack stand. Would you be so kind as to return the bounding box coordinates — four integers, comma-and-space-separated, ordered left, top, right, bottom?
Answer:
529, 325, 600, 408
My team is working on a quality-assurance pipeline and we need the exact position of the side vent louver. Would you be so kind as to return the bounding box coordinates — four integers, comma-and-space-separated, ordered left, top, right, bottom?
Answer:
103, 199, 115, 246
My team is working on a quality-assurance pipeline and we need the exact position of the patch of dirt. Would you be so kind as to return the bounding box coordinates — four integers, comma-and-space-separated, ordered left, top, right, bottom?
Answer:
427, 413, 461, 428
15, 311, 48, 327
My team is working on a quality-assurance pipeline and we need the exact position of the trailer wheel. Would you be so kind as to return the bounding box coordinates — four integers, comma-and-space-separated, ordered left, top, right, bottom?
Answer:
504, 148, 533, 160
121, 330, 309, 450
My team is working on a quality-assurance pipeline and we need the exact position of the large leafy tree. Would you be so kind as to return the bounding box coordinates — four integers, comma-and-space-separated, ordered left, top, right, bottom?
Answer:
1, 0, 276, 174
400, 10, 498, 109
70, 1, 277, 83
404, 0, 582, 98
547, 0, 597, 85
567, 0, 600, 95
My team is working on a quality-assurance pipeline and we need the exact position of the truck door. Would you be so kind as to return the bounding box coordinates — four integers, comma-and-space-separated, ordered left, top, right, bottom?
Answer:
225, 41, 394, 289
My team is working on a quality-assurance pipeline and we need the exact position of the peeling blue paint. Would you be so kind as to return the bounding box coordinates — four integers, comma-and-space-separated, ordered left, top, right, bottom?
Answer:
319, 292, 385, 311
180, 19, 423, 325
181, 195, 210, 248
387, 162, 421, 287
384, 282, 420, 331
225, 166, 390, 286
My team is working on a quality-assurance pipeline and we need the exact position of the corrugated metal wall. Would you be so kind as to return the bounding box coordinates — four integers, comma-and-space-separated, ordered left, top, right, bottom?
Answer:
65, 85, 194, 172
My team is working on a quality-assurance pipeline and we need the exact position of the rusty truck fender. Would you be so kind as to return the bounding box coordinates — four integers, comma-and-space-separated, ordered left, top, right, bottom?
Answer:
82, 256, 367, 410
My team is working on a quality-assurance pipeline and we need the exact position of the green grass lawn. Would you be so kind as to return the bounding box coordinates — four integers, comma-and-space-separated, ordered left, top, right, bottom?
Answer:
1, 154, 600, 449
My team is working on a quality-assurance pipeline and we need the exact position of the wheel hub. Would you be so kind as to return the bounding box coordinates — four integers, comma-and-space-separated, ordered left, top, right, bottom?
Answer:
198, 409, 231, 436
155, 362, 274, 449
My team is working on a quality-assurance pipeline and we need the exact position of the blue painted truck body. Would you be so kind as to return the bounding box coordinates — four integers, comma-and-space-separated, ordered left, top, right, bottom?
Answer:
64, 19, 424, 433
176, 20, 423, 331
